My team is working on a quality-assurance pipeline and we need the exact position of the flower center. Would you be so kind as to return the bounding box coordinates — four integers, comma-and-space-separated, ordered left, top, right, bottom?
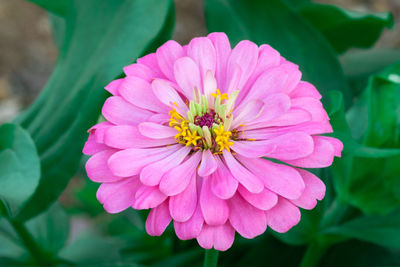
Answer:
194, 111, 218, 128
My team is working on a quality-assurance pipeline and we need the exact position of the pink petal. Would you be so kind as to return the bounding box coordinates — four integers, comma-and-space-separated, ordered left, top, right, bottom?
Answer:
232, 140, 276, 158
133, 185, 167, 209
198, 150, 218, 177
174, 203, 204, 240
174, 57, 202, 98
285, 136, 336, 168
200, 177, 229, 225
246, 93, 291, 125
208, 32, 231, 91
169, 173, 197, 222
85, 149, 123, 183
280, 62, 302, 94
102, 96, 153, 125
210, 158, 238, 199
137, 52, 165, 79
265, 197, 301, 233
267, 132, 314, 160
123, 63, 154, 82
225, 64, 242, 94
291, 97, 329, 122
105, 79, 122, 95
138, 122, 177, 139
159, 152, 201, 196
151, 79, 188, 115
108, 145, 180, 177
104, 125, 175, 149
223, 151, 264, 193
291, 169, 326, 209
203, 70, 217, 104
156, 40, 185, 81
145, 200, 172, 236
187, 37, 216, 81
232, 100, 264, 128
119, 76, 169, 113
197, 223, 235, 251
239, 156, 305, 200
140, 146, 191, 186
96, 177, 141, 213
318, 136, 343, 157
82, 134, 109, 155
238, 186, 278, 211
88, 122, 113, 143
289, 81, 321, 100
260, 108, 312, 128
229, 194, 267, 239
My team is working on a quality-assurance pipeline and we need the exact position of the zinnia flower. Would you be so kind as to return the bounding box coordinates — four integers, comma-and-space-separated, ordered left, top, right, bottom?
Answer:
83, 32, 343, 251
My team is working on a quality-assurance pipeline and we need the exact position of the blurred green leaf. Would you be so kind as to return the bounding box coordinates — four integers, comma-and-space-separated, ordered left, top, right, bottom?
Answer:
0, 124, 40, 218
15, 0, 175, 221
204, 0, 351, 107
298, 3, 393, 53
27, 0, 71, 16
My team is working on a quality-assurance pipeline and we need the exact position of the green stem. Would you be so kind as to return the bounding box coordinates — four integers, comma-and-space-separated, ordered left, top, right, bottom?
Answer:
9, 219, 54, 267
203, 249, 219, 267
299, 240, 329, 267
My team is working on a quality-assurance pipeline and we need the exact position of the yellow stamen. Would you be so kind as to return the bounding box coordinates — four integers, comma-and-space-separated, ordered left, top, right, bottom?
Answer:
184, 130, 201, 146
211, 89, 229, 101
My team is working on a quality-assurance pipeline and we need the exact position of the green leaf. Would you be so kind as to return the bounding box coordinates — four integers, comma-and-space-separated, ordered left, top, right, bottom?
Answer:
0, 124, 40, 218
15, 0, 175, 221
204, 0, 352, 107
323, 209, 400, 249
298, 3, 393, 53
27, 0, 71, 16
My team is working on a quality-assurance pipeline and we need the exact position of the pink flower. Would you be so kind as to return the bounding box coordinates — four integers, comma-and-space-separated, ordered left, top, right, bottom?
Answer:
83, 32, 343, 251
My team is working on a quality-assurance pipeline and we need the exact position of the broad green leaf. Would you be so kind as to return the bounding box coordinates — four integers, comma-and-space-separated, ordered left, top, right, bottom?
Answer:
27, 0, 71, 16
0, 124, 40, 217
0, 219, 26, 259
323, 209, 400, 249
298, 3, 393, 53
15, 0, 175, 221
204, 0, 352, 107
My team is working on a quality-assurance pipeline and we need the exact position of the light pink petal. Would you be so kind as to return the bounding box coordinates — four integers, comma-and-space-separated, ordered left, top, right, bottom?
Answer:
223, 151, 264, 193
197, 223, 235, 251
259, 108, 312, 128
200, 177, 229, 226
265, 197, 301, 233
104, 125, 174, 149
133, 185, 167, 209
82, 134, 109, 155
119, 76, 169, 113
208, 32, 231, 91
108, 145, 180, 177
85, 149, 123, 183
239, 156, 305, 200
138, 122, 177, 139
137, 52, 165, 78
105, 79, 122, 95
291, 169, 326, 209
88, 122, 113, 143
210, 158, 238, 199
187, 37, 216, 81
229, 194, 267, 239
145, 200, 172, 236
140, 146, 191, 186
102, 96, 153, 125
169, 173, 197, 222
148, 114, 170, 124
246, 93, 291, 125
280, 62, 302, 94
203, 70, 217, 105
174, 57, 202, 98
290, 81, 322, 100
267, 132, 314, 160
174, 203, 204, 240
160, 152, 201, 196
232, 100, 264, 128
291, 97, 329, 122
238, 186, 278, 211
123, 63, 154, 82
285, 136, 336, 168
225, 64, 242, 94
226, 40, 258, 92
156, 40, 185, 81
198, 150, 218, 177
151, 79, 188, 115
318, 136, 343, 157
96, 177, 141, 213
232, 140, 276, 158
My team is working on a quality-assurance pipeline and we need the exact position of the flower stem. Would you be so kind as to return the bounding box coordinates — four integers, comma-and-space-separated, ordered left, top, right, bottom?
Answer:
203, 249, 219, 267
299, 240, 329, 267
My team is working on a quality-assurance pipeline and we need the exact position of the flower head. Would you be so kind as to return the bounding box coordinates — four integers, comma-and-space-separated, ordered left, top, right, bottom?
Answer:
83, 32, 343, 251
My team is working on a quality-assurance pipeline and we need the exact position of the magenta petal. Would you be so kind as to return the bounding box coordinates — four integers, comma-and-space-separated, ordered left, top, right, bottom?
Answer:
291, 169, 326, 209
169, 173, 197, 222
151, 79, 188, 115
198, 150, 218, 177
104, 79, 122, 95
137, 52, 165, 78
156, 40, 185, 81
281, 62, 302, 94
238, 186, 278, 211
267, 132, 314, 160
232, 140, 276, 158
138, 122, 177, 139
229, 194, 267, 239
232, 100, 264, 128
134, 185, 167, 210
123, 63, 154, 82
187, 37, 216, 81
262, 108, 312, 128
247, 93, 291, 125
200, 177, 229, 226
318, 136, 343, 157
82, 133, 109, 155
291, 97, 329, 122
210, 158, 238, 199
239, 156, 305, 200
145, 200, 172, 236
290, 81, 321, 100
85, 150, 123, 183
159, 152, 201, 196
197, 223, 235, 251
208, 32, 231, 91
265, 197, 301, 233
174, 203, 204, 240
140, 146, 191, 186
174, 56, 202, 98
223, 151, 264, 193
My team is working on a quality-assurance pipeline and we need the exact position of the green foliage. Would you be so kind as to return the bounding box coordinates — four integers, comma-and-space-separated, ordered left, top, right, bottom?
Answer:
27, 0, 71, 16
